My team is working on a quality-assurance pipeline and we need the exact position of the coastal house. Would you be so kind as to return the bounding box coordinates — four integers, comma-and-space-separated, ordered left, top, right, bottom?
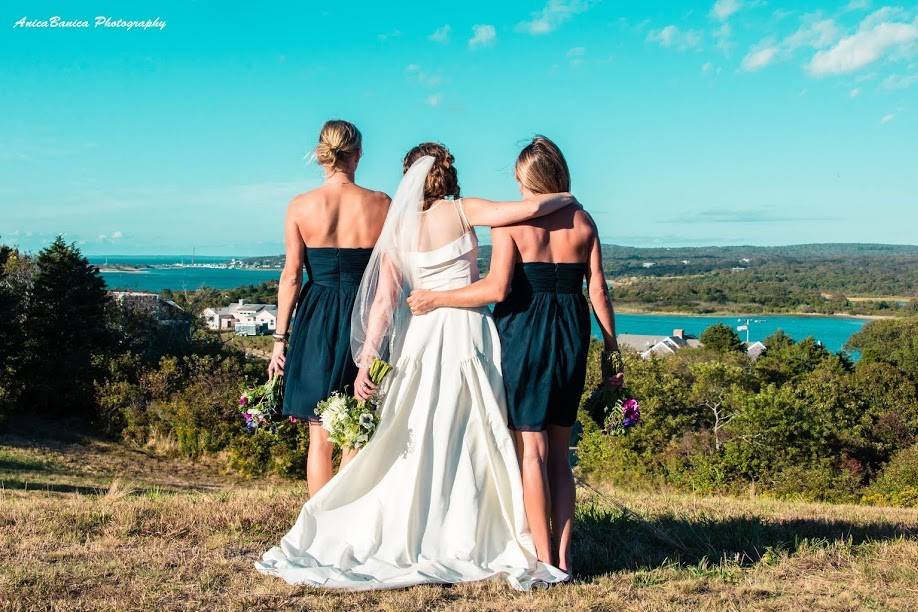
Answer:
617, 329, 702, 360
110, 291, 186, 324
745, 340, 767, 361
202, 299, 278, 335
110, 291, 191, 342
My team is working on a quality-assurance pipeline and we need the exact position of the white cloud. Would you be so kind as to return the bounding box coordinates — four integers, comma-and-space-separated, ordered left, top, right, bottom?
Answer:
517, 0, 590, 35
647, 25, 703, 51
883, 73, 918, 89
111, 231, 124, 240
376, 29, 401, 42
468, 24, 496, 48
880, 112, 896, 124
426, 94, 443, 107
784, 18, 840, 51
845, 0, 871, 12
711, 0, 742, 21
713, 22, 733, 53
808, 21, 918, 76
566, 46, 586, 66
860, 6, 908, 30
405, 64, 442, 87
741, 45, 778, 71
850, 87, 861, 96
429, 25, 450, 43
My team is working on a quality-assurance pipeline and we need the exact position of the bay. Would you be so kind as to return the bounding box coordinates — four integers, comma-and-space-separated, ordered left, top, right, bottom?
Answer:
598, 313, 866, 354
95, 258, 868, 353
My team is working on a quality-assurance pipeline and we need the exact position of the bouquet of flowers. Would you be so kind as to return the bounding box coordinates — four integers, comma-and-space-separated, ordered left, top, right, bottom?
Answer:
589, 349, 641, 435
604, 397, 641, 436
315, 358, 393, 450
239, 374, 286, 433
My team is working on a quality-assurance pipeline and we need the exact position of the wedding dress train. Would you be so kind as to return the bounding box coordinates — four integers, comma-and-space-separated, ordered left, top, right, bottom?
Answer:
256, 161, 567, 591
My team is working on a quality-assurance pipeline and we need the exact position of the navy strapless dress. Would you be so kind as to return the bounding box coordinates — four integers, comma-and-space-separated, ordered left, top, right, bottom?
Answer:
283, 247, 372, 421
493, 262, 590, 431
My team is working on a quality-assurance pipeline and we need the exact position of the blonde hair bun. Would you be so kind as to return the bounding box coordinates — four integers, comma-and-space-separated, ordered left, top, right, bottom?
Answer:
315, 119, 362, 169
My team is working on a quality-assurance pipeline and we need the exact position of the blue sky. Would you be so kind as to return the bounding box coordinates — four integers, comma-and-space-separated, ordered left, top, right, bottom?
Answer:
1, 0, 916, 255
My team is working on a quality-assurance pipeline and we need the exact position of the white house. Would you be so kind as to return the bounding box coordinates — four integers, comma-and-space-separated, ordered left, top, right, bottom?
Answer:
746, 341, 767, 361
202, 299, 278, 335
618, 329, 703, 360
254, 308, 277, 331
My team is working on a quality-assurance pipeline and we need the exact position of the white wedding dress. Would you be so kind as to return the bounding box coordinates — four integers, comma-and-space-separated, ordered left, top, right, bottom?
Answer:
256, 163, 567, 591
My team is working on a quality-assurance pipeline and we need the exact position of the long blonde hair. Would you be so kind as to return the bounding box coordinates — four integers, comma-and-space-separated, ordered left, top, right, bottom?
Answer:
315, 119, 362, 170
515, 135, 570, 195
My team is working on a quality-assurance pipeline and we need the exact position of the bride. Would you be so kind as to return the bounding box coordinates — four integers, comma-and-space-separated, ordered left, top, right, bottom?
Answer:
256, 143, 574, 590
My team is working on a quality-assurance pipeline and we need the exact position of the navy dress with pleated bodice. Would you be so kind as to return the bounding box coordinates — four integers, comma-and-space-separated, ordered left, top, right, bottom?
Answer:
283, 247, 372, 421
492, 262, 590, 431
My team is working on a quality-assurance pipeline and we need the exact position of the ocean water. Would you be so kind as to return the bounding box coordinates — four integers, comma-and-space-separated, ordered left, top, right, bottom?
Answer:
599, 313, 866, 354
94, 258, 867, 353
93, 256, 280, 291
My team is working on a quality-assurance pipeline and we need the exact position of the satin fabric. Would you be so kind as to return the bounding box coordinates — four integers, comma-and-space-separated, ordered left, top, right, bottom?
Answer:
283, 247, 372, 421
257, 225, 568, 590
493, 262, 590, 431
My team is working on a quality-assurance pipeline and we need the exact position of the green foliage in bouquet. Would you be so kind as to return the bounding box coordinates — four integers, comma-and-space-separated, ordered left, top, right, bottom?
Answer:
316, 358, 393, 450
239, 375, 285, 432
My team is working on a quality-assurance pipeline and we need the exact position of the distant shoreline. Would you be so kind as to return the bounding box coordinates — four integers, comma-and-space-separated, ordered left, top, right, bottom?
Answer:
612, 306, 898, 320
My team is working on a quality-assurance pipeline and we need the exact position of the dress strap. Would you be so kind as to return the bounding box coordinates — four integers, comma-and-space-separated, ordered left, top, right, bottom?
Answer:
454, 199, 472, 232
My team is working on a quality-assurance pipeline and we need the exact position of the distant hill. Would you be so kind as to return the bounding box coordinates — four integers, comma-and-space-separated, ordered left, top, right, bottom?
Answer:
242, 243, 918, 281
236, 243, 917, 315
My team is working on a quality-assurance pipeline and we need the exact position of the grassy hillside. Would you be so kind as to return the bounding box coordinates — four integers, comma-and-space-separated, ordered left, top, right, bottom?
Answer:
3, 428, 917, 611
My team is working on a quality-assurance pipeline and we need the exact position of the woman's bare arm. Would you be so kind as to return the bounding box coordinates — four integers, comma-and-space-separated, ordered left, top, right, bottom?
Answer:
586, 230, 617, 352
268, 201, 305, 377
461, 193, 577, 228
407, 228, 516, 315
354, 254, 401, 400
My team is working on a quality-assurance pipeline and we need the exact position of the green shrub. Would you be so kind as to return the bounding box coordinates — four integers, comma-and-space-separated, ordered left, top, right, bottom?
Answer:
227, 421, 311, 478
863, 443, 918, 507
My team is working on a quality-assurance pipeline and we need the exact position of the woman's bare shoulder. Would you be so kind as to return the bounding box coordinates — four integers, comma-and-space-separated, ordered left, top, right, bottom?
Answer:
288, 187, 324, 209
573, 207, 599, 230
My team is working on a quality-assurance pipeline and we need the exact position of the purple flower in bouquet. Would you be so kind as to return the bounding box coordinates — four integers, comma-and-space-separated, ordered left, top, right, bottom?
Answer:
237, 375, 284, 434
621, 398, 640, 428
604, 397, 641, 436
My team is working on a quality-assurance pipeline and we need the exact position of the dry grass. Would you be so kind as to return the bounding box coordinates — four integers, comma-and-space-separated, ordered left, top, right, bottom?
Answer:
2, 435, 918, 611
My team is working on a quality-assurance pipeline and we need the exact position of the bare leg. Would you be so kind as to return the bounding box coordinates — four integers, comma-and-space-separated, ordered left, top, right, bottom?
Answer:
514, 430, 553, 565
547, 425, 575, 573
339, 447, 358, 470
307, 422, 334, 496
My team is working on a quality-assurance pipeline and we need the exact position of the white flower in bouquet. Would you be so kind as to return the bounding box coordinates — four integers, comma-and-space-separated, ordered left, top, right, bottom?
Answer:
314, 358, 393, 450
319, 393, 349, 433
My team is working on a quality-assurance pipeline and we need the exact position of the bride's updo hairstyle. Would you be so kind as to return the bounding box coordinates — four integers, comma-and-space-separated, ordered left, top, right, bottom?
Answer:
315, 119, 362, 170
515, 135, 571, 195
403, 142, 460, 208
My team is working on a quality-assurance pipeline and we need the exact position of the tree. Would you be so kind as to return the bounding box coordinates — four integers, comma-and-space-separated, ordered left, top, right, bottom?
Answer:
754, 335, 833, 386
700, 323, 744, 353
25, 237, 112, 416
689, 361, 746, 451
0, 245, 25, 425
846, 317, 918, 385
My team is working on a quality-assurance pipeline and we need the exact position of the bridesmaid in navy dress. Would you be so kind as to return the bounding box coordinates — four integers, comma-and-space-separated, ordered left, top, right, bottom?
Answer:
268, 120, 390, 495
407, 136, 622, 575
